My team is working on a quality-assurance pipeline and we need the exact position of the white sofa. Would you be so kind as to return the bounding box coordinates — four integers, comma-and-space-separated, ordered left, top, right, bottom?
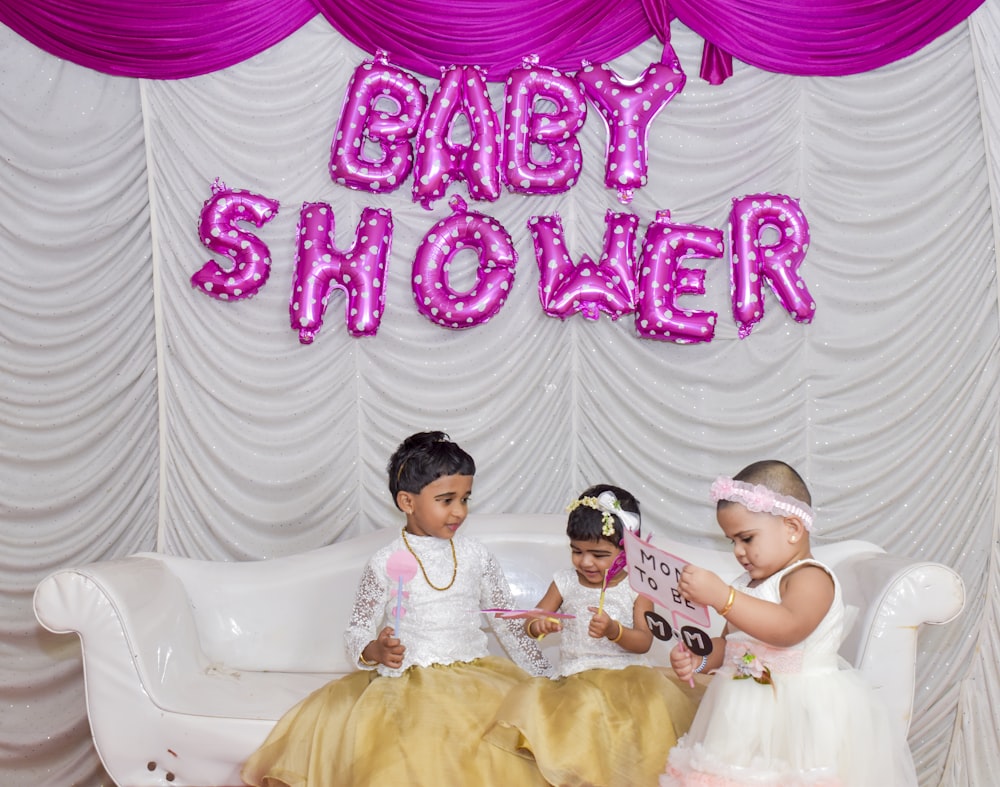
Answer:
33, 514, 965, 787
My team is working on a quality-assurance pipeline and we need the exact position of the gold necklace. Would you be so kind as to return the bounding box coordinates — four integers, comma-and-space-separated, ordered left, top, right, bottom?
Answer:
400, 528, 458, 591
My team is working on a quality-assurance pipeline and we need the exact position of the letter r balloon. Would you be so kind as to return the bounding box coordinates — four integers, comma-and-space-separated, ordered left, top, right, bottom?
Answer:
729, 194, 814, 338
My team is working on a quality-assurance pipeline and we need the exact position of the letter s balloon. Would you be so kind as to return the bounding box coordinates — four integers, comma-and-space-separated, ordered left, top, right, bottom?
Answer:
190, 179, 280, 301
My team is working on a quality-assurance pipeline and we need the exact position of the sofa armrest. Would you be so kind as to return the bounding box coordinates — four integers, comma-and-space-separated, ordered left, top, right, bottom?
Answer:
834, 551, 964, 739
34, 558, 223, 784
34, 557, 210, 712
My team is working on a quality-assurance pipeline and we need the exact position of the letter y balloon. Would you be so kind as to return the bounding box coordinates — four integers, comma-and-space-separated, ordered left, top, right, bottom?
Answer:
577, 45, 686, 204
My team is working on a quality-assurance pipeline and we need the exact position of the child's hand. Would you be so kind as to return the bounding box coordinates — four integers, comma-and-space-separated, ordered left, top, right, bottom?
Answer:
670, 642, 700, 683
586, 605, 618, 640
366, 626, 406, 669
527, 615, 563, 638
677, 564, 729, 610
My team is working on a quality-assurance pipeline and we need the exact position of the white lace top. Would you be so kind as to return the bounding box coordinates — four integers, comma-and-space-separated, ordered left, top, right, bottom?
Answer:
344, 531, 552, 677
553, 568, 652, 678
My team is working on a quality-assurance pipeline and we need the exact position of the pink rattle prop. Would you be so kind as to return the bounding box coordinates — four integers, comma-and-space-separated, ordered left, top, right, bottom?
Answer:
386, 550, 419, 634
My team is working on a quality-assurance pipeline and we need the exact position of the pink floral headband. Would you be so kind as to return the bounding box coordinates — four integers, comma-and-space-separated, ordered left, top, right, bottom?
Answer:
710, 476, 815, 531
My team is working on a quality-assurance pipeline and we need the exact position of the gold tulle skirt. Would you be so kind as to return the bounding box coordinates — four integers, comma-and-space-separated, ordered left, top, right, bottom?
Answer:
486, 665, 702, 787
241, 656, 550, 787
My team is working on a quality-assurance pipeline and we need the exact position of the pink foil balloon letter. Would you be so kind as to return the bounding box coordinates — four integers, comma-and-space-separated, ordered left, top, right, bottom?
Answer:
503, 58, 587, 196
412, 65, 502, 209
635, 210, 723, 343
190, 180, 280, 301
329, 51, 427, 194
411, 196, 517, 329
531, 211, 639, 321
729, 194, 814, 338
576, 45, 686, 204
289, 203, 393, 344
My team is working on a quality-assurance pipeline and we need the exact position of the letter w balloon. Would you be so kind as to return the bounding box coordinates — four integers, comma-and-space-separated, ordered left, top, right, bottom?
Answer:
532, 211, 639, 321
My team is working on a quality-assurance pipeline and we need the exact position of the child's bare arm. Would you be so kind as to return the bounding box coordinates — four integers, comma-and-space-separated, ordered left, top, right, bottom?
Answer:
679, 563, 834, 647
723, 565, 833, 646
627, 595, 656, 653
671, 635, 725, 680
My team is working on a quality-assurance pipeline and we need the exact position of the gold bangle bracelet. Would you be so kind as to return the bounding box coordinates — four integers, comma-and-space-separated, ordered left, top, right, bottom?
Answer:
609, 621, 625, 643
718, 586, 737, 617
527, 618, 546, 640
358, 650, 378, 667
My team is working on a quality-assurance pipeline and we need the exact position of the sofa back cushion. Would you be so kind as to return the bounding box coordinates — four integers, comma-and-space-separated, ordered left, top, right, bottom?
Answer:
157, 514, 884, 674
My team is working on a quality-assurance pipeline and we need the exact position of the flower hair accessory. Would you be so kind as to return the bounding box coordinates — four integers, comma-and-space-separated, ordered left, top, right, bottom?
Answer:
566, 491, 641, 537
710, 477, 815, 531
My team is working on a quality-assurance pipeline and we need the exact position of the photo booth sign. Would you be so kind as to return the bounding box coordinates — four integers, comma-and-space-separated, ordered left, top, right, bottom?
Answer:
623, 528, 713, 656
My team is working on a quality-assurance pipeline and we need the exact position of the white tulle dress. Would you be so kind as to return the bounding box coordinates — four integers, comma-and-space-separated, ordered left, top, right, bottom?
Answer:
661, 559, 918, 787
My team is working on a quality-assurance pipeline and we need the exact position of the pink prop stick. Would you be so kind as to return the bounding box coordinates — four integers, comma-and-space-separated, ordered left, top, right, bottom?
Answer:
480, 608, 575, 620
386, 550, 419, 634
678, 642, 696, 688
394, 576, 404, 633
597, 569, 609, 615
606, 550, 628, 580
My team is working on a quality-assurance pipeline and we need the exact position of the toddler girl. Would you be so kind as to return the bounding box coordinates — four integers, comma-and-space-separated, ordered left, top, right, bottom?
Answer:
662, 460, 917, 786
487, 484, 697, 787
242, 431, 551, 787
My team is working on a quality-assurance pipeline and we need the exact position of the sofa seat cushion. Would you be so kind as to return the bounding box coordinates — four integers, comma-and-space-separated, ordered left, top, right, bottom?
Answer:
160, 666, 336, 720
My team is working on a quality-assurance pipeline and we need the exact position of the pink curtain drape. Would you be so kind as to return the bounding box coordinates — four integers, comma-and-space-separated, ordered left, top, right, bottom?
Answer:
665, 0, 986, 76
0, 0, 985, 81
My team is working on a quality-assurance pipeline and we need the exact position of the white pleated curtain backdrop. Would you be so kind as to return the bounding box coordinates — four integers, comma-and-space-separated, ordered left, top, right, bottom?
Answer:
1, 5, 999, 784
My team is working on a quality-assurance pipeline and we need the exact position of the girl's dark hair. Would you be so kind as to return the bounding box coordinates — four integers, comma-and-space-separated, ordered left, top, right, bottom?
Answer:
387, 431, 476, 509
566, 483, 641, 544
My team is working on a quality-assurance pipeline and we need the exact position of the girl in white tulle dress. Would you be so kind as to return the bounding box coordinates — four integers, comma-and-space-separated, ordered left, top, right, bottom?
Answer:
662, 460, 918, 787
242, 431, 551, 787
487, 484, 697, 787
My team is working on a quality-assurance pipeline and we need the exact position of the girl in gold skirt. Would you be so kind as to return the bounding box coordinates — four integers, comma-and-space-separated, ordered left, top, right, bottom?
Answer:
486, 484, 698, 787
241, 431, 551, 787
